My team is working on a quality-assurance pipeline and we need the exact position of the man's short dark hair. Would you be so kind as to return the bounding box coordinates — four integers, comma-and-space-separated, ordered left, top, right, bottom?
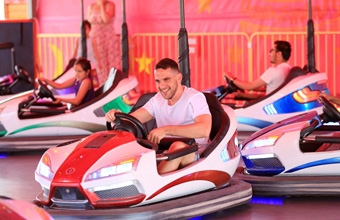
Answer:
274, 40, 291, 61
155, 58, 179, 72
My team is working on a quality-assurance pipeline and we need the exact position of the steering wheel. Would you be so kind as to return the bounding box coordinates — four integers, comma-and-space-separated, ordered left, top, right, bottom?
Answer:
15, 65, 33, 84
106, 112, 148, 139
36, 79, 56, 101
318, 96, 340, 122
218, 75, 245, 101
224, 75, 244, 93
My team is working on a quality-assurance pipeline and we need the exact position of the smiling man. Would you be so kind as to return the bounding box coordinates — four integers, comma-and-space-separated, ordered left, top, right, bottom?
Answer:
106, 58, 212, 174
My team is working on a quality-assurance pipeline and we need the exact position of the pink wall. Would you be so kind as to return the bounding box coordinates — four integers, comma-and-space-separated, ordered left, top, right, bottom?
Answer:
36, 0, 340, 35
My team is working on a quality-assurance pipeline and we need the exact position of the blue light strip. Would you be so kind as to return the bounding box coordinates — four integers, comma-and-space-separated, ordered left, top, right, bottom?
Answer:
237, 117, 273, 129
263, 83, 327, 115
285, 157, 340, 173
250, 196, 284, 205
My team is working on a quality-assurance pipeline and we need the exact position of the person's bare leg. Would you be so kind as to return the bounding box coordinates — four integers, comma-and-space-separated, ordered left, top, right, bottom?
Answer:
157, 141, 196, 174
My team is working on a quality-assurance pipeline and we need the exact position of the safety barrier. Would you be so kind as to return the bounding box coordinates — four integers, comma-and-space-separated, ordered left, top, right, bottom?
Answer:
38, 33, 79, 79
37, 31, 340, 95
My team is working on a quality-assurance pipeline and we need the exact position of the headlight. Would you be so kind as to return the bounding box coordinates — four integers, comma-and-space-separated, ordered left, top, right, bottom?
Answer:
86, 157, 140, 181
292, 87, 320, 103
37, 154, 54, 180
244, 135, 281, 150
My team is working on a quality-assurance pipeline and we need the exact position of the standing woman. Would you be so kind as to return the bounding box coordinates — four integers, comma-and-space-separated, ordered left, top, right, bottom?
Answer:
87, 0, 121, 87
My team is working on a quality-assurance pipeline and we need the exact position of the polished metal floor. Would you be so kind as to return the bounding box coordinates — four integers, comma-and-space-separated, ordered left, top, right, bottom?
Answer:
1, 150, 340, 220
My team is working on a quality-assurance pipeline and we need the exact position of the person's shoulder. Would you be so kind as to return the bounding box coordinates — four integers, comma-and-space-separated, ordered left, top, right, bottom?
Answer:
81, 77, 92, 85
276, 62, 292, 74
184, 87, 206, 100
278, 62, 291, 68
185, 87, 201, 94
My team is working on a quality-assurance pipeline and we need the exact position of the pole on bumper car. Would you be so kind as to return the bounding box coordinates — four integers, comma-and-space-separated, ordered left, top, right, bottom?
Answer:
121, 0, 129, 74
80, 0, 87, 59
178, 0, 191, 87
306, 0, 316, 73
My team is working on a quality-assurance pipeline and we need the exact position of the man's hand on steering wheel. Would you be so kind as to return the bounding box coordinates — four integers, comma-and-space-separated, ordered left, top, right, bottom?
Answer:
105, 109, 122, 122
106, 111, 148, 139
223, 72, 245, 93
224, 72, 237, 83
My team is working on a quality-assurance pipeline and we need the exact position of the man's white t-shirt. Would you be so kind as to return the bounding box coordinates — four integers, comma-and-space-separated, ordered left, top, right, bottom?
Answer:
143, 86, 211, 144
260, 62, 292, 94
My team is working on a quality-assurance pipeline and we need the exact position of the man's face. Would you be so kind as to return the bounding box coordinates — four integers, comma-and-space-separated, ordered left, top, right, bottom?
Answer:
154, 67, 181, 100
269, 43, 280, 64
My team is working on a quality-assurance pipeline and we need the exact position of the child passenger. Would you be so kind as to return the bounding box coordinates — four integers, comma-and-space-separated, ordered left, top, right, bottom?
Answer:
39, 57, 95, 107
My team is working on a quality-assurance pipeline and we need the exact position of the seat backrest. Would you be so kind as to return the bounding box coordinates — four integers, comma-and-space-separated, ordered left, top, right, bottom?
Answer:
242, 66, 307, 108
130, 92, 157, 134
284, 66, 308, 83
200, 93, 230, 158
71, 67, 128, 112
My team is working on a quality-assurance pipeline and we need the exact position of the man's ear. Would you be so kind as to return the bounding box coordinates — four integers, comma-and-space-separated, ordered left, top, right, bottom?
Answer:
277, 51, 282, 57
177, 72, 183, 81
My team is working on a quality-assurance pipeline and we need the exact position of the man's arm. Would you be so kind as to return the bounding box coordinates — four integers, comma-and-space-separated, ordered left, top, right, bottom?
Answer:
224, 73, 266, 91
105, 107, 153, 123
130, 107, 154, 124
233, 77, 266, 91
147, 114, 212, 144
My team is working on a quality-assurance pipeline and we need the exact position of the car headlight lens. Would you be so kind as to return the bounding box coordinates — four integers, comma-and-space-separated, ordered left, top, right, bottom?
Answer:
37, 154, 54, 180
244, 135, 281, 150
86, 157, 140, 181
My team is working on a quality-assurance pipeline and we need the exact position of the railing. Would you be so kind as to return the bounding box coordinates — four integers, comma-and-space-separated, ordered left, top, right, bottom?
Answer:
37, 31, 340, 95
38, 33, 79, 79
130, 32, 250, 93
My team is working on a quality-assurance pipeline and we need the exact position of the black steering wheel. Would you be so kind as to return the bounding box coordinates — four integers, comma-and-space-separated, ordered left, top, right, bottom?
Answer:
36, 79, 56, 101
15, 65, 33, 84
318, 96, 340, 122
106, 112, 148, 139
218, 75, 245, 101
224, 75, 244, 93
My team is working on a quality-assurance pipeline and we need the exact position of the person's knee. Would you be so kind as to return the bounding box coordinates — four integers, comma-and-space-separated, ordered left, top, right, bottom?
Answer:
168, 141, 187, 151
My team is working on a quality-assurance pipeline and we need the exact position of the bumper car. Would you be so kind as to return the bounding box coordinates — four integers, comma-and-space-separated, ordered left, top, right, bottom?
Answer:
208, 66, 329, 132
0, 195, 54, 220
209, 1, 328, 133
0, 42, 35, 101
0, 68, 139, 151
34, 93, 252, 219
0, 65, 33, 97
236, 95, 340, 196
0, 58, 78, 103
